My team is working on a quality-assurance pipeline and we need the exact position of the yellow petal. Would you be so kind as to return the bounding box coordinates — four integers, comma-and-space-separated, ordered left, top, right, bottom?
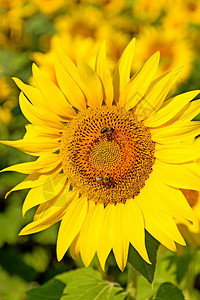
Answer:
144, 172, 195, 223
19, 92, 63, 129
177, 100, 200, 122
13, 77, 45, 108
79, 203, 104, 267
95, 42, 113, 107
124, 199, 150, 264
24, 124, 63, 138
96, 204, 115, 271
145, 90, 200, 127
23, 182, 68, 218
5, 175, 45, 198
55, 54, 86, 111
113, 38, 136, 102
19, 191, 70, 236
13, 78, 66, 126
137, 181, 177, 251
155, 143, 200, 163
0, 154, 61, 174
57, 47, 99, 107
32, 125, 64, 136
151, 121, 200, 144
153, 160, 200, 190
141, 211, 177, 251
40, 173, 67, 202
77, 59, 103, 107
57, 196, 88, 261
137, 189, 185, 246
4, 169, 62, 198
119, 51, 160, 110
70, 233, 81, 260
22, 186, 44, 217
32, 64, 76, 119
0, 138, 60, 156
112, 203, 129, 271
135, 68, 182, 120
33, 184, 75, 221
56, 47, 83, 86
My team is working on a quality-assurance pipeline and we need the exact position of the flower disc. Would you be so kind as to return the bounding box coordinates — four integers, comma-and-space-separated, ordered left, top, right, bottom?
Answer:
61, 106, 155, 205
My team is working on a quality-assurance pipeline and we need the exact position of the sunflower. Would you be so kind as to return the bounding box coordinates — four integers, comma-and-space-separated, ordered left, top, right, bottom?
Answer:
181, 0, 200, 25
162, 6, 188, 38
0, 107, 12, 125
1, 39, 200, 271
132, 0, 165, 21
54, 6, 106, 41
88, 0, 126, 14
0, 77, 11, 103
29, 0, 65, 15
0, 76, 17, 124
53, 6, 129, 68
0, 9, 24, 50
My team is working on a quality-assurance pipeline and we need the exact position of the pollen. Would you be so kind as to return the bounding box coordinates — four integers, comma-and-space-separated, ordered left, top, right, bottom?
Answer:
61, 106, 155, 205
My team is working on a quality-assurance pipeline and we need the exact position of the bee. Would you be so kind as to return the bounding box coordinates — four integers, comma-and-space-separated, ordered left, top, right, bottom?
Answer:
95, 176, 104, 182
96, 175, 114, 186
104, 175, 111, 183
100, 127, 115, 134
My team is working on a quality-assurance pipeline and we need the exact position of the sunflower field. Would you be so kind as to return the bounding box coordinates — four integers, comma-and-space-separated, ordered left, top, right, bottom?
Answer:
1, 0, 200, 299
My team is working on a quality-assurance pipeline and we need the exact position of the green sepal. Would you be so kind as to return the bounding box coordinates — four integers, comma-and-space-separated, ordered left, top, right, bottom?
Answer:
128, 231, 160, 283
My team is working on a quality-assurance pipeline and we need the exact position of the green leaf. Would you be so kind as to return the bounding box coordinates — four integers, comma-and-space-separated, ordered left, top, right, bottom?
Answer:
0, 50, 31, 80
25, 13, 55, 38
166, 252, 191, 284
26, 278, 65, 300
0, 194, 27, 247
128, 231, 160, 283
0, 248, 37, 282
56, 268, 126, 300
137, 250, 178, 300
153, 282, 185, 300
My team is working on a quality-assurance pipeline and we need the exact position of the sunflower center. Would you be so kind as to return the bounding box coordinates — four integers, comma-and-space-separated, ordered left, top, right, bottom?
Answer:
90, 138, 120, 168
61, 106, 155, 205
187, 2, 197, 12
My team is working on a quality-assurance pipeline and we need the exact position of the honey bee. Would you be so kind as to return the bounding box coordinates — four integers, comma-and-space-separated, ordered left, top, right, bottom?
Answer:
96, 175, 114, 186
100, 126, 115, 141
100, 127, 115, 134
95, 176, 104, 182
104, 175, 111, 183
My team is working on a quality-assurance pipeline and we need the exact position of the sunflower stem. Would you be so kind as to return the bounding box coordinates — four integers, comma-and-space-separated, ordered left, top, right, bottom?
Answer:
127, 263, 138, 300
184, 248, 197, 300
